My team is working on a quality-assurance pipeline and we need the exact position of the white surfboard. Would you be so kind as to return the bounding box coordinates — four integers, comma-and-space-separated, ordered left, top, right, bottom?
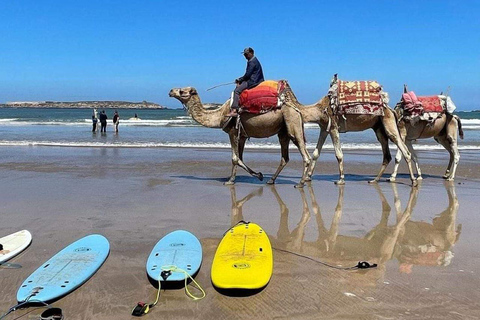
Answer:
0, 230, 32, 263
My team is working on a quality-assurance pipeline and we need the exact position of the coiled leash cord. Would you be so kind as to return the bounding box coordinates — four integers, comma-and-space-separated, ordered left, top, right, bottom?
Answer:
273, 247, 377, 270
131, 265, 205, 317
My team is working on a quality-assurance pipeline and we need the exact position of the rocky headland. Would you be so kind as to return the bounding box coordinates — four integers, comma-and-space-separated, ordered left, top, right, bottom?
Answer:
0, 101, 166, 109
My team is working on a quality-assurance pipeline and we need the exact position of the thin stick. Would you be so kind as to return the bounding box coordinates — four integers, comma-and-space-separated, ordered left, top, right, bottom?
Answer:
206, 82, 235, 91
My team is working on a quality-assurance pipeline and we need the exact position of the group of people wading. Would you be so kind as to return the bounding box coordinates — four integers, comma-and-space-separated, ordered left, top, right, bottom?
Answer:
92, 109, 120, 133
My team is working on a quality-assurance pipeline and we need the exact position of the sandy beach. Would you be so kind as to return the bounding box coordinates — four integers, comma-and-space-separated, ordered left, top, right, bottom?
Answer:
1, 146, 480, 319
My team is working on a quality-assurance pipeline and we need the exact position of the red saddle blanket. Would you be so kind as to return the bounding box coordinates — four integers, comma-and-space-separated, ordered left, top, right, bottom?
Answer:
418, 96, 443, 113
239, 80, 285, 114
338, 80, 383, 105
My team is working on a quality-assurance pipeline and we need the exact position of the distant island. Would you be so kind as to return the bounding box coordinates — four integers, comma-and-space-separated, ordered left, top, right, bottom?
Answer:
0, 100, 167, 109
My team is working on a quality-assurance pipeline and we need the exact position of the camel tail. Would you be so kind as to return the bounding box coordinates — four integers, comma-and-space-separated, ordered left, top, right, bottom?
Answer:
455, 115, 464, 140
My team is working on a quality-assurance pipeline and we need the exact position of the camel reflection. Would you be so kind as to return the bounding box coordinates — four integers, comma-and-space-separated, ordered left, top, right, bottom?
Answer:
290, 184, 416, 273
396, 181, 461, 273
228, 181, 460, 277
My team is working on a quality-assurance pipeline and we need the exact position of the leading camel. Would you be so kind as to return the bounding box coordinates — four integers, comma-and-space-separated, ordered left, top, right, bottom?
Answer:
169, 86, 311, 187
280, 78, 417, 186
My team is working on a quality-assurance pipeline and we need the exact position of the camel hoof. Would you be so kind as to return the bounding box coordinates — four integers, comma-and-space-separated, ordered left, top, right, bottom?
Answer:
257, 172, 264, 181
417, 176, 423, 180
224, 181, 235, 186
442, 175, 449, 179
266, 179, 275, 185
447, 177, 454, 181
305, 176, 312, 182
412, 179, 418, 187
387, 177, 396, 182
294, 183, 305, 189
334, 179, 345, 185
368, 179, 379, 184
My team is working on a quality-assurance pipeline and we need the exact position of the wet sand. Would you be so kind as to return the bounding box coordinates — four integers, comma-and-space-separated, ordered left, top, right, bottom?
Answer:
0, 146, 479, 319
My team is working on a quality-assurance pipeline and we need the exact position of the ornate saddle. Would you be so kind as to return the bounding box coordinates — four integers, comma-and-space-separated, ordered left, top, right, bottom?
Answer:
328, 75, 387, 117
239, 80, 287, 114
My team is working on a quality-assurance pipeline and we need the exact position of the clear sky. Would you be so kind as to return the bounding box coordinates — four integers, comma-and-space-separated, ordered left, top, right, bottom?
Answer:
1, 1, 479, 109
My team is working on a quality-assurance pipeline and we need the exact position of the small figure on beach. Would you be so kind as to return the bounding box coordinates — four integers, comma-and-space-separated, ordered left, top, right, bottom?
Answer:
113, 110, 119, 133
99, 110, 108, 133
226, 47, 264, 117
129, 113, 140, 121
92, 115, 97, 133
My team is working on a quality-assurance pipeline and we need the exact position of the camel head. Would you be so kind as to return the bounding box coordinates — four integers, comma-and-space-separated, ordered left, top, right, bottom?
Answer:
169, 87, 198, 106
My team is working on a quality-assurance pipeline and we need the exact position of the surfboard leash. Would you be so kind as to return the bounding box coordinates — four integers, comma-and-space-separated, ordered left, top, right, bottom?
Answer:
131, 265, 205, 317
160, 265, 206, 301
0, 288, 56, 320
273, 247, 377, 271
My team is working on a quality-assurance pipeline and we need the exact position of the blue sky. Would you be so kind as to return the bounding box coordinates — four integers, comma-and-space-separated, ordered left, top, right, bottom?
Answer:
1, 1, 479, 109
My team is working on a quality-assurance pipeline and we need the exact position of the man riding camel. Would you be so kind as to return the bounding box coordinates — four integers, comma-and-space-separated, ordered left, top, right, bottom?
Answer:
226, 47, 265, 117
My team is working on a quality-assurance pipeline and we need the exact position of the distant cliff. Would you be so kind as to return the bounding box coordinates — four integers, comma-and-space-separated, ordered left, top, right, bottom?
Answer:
1, 101, 166, 109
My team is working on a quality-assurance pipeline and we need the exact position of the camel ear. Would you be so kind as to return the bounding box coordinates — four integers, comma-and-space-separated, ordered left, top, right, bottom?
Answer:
403, 84, 408, 93
189, 88, 198, 95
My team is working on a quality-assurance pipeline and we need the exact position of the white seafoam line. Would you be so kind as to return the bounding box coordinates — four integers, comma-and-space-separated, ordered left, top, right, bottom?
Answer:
0, 140, 479, 150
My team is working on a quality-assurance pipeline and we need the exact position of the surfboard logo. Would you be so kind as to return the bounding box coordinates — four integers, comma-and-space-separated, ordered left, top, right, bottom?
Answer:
170, 243, 185, 247
74, 247, 91, 252
232, 263, 250, 269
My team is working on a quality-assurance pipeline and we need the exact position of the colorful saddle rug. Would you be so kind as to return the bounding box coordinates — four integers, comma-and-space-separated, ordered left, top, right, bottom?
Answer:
337, 80, 383, 105
329, 79, 386, 116
239, 80, 287, 114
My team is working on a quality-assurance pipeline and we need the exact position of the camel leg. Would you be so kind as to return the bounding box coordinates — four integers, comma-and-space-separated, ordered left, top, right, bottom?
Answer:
406, 140, 422, 179
330, 128, 345, 185
389, 125, 407, 182
268, 130, 290, 185
226, 134, 263, 185
291, 135, 312, 188
381, 111, 417, 186
236, 136, 264, 181
306, 129, 329, 181
370, 127, 392, 184
282, 104, 311, 188
436, 135, 454, 178
436, 133, 460, 180
225, 133, 240, 185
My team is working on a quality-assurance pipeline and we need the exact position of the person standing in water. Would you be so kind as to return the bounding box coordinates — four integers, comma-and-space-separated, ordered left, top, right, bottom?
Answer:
99, 110, 108, 133
113, 110, 119, 133
92, 114, 98, 132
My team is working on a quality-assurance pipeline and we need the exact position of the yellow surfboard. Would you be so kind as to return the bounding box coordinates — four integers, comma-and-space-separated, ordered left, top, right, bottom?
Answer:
211, 222, 273, 290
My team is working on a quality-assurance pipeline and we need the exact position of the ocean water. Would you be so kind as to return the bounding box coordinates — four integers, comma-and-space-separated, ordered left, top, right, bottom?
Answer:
0, 108, 479, 151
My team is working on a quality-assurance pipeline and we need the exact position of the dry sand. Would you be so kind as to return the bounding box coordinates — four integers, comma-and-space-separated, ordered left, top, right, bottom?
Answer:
0, 146, 479, 319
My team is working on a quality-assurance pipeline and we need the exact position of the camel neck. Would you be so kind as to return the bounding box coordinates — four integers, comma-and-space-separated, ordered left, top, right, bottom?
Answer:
186, 95, 228, 128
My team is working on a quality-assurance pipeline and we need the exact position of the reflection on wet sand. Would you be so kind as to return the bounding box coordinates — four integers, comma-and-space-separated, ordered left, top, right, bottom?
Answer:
228, 181, 461, 280
397, 182, 461, 273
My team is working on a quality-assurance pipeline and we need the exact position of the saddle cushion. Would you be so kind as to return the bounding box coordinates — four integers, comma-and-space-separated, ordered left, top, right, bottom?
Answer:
239, 80, 284, 114
418, 96, 443, 113
402, 91, 423, 117
337, 80, 383, 105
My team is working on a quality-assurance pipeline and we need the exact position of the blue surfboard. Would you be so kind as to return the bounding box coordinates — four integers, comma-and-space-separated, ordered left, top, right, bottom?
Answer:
146, 230, 202, 282
17, 234, 110, 303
